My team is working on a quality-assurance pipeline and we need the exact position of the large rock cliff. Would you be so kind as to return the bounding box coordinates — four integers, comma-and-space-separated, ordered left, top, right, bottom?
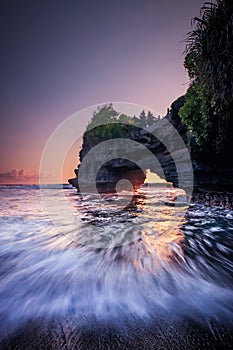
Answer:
69, 97, 233, 207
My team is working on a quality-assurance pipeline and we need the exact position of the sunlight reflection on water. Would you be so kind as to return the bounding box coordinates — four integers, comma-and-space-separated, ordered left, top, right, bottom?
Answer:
0, 185, 232, 338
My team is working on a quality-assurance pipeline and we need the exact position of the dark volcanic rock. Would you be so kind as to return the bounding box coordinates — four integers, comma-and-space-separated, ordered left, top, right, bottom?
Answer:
68, 96, 189, 193
69, 96, 233, 207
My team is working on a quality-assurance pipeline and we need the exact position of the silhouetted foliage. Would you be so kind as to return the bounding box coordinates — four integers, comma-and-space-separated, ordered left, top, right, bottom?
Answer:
79, 105, 157, 161
139, 110, 147, 128
179, 0, 233, 153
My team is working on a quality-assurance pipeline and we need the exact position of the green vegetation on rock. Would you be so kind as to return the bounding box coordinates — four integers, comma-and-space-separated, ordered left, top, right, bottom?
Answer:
179, 0, 233, 153
79, 104, 158, 162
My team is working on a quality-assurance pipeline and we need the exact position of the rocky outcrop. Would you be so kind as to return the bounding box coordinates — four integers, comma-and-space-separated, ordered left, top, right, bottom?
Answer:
69, 96, 189, 193
69, 97, 233, 207
192, 189, 233, 209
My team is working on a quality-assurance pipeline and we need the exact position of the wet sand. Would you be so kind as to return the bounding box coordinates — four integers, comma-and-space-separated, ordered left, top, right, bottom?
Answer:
1, 317, 232, 350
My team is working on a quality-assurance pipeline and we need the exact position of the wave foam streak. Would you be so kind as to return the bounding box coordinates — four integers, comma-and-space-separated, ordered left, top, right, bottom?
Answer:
0, 186, 232, 338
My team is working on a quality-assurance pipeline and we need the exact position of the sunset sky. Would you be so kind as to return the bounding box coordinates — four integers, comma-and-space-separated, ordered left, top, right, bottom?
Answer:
0, 0, 205, 184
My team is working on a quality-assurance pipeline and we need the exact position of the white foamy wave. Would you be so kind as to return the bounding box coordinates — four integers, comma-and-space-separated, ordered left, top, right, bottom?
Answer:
0, 187, 232, 338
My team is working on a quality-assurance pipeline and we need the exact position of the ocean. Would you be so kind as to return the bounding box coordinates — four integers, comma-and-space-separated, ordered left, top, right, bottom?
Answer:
0, 184, 233, 345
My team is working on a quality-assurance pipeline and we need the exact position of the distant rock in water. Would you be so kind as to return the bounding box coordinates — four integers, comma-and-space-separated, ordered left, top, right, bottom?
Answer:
69, 97, 233, 208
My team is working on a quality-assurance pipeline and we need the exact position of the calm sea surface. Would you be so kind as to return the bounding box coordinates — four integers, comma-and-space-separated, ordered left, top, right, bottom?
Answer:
0, 185, 233, 338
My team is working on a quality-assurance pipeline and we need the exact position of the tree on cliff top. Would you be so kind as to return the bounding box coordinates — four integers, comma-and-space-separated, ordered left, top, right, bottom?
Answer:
79, 105, 157, 161
86, 104, 157, 132
179, 0, 233, 154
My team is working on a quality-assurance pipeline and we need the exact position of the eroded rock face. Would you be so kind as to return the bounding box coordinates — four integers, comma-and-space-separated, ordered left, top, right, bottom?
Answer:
69, 96, 233, 207
68, 96, 188, 193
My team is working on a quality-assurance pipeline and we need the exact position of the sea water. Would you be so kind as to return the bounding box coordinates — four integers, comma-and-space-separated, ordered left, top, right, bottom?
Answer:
0, 184, 232, 338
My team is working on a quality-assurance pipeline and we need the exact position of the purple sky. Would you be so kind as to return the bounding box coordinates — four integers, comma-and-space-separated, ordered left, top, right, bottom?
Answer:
0, 0, 205, 183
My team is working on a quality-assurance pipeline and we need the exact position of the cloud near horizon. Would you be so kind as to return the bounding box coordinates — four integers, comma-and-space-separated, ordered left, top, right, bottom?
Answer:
0, 169, 52, 184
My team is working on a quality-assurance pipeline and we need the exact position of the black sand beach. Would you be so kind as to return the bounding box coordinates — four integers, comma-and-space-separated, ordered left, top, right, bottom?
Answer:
1, 317, 232, 350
